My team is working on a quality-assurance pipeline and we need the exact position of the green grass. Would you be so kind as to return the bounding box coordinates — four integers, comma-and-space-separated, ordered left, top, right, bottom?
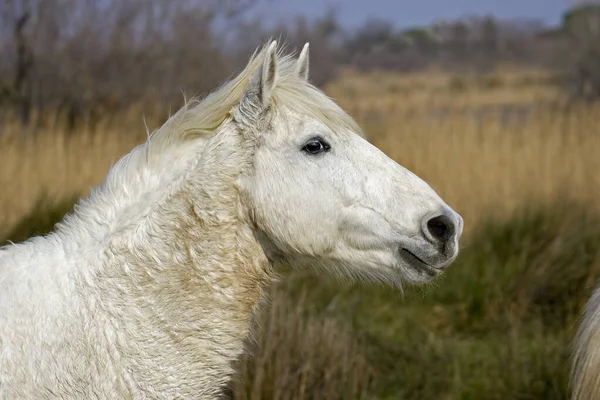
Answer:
3, 199, 599, 399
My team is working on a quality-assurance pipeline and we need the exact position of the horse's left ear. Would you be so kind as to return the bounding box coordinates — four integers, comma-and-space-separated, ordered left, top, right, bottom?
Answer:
296, 43, 310, 81
239, 41, 278, 121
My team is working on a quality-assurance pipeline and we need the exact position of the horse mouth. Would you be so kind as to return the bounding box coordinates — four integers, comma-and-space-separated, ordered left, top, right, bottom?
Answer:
399, 248, 438, 277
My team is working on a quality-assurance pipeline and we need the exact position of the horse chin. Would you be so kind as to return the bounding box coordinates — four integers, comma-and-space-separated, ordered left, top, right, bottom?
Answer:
357, 262, 438, 287
394, 240, 453, 284
399, 265, 442, 284
394, 253, 444, 284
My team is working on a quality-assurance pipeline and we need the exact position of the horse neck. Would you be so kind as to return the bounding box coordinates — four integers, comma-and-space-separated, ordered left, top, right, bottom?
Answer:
77, 123, 273, 339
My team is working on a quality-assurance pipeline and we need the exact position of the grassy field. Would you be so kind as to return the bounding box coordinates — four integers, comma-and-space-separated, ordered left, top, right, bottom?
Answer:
2, 68, 600, 399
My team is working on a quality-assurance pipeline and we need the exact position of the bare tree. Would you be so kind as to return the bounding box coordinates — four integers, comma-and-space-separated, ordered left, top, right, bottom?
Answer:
560, 4, 600, 100
0, 0, 261, 124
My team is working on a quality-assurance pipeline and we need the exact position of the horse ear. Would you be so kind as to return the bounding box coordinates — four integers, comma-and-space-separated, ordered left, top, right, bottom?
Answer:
239, 41, 278, 121
296, 43, 310, 81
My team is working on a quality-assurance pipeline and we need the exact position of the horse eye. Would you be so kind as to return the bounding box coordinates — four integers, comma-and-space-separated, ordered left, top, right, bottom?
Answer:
302, 139, 330, 154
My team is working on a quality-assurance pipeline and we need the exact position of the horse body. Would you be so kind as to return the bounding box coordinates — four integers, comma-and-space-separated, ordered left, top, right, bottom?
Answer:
0, 42, 463, 398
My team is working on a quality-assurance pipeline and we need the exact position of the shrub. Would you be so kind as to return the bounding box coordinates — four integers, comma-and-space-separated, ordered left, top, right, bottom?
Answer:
228, 286, 374, 400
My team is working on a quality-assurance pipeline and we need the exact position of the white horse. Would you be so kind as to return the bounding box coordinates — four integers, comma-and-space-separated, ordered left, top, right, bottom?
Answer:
0, 41, 463, 399
572, 288, 600, 399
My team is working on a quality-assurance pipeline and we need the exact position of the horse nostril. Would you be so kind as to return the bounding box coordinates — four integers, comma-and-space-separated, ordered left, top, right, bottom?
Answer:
426, 215, 455, 243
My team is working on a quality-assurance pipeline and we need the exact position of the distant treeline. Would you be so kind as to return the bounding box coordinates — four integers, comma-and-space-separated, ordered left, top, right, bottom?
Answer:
1, 0, 599, 123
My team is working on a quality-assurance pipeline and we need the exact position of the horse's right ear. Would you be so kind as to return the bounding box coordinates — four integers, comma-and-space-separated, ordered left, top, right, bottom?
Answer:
239, 41, 278, 122
296, 43, 310, 81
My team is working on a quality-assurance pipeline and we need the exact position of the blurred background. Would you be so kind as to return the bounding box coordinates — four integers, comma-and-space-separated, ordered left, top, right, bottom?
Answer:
2, 0, 600, 398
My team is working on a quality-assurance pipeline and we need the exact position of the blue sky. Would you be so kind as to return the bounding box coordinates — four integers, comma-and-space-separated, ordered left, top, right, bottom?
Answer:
250, 0, 570, 29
